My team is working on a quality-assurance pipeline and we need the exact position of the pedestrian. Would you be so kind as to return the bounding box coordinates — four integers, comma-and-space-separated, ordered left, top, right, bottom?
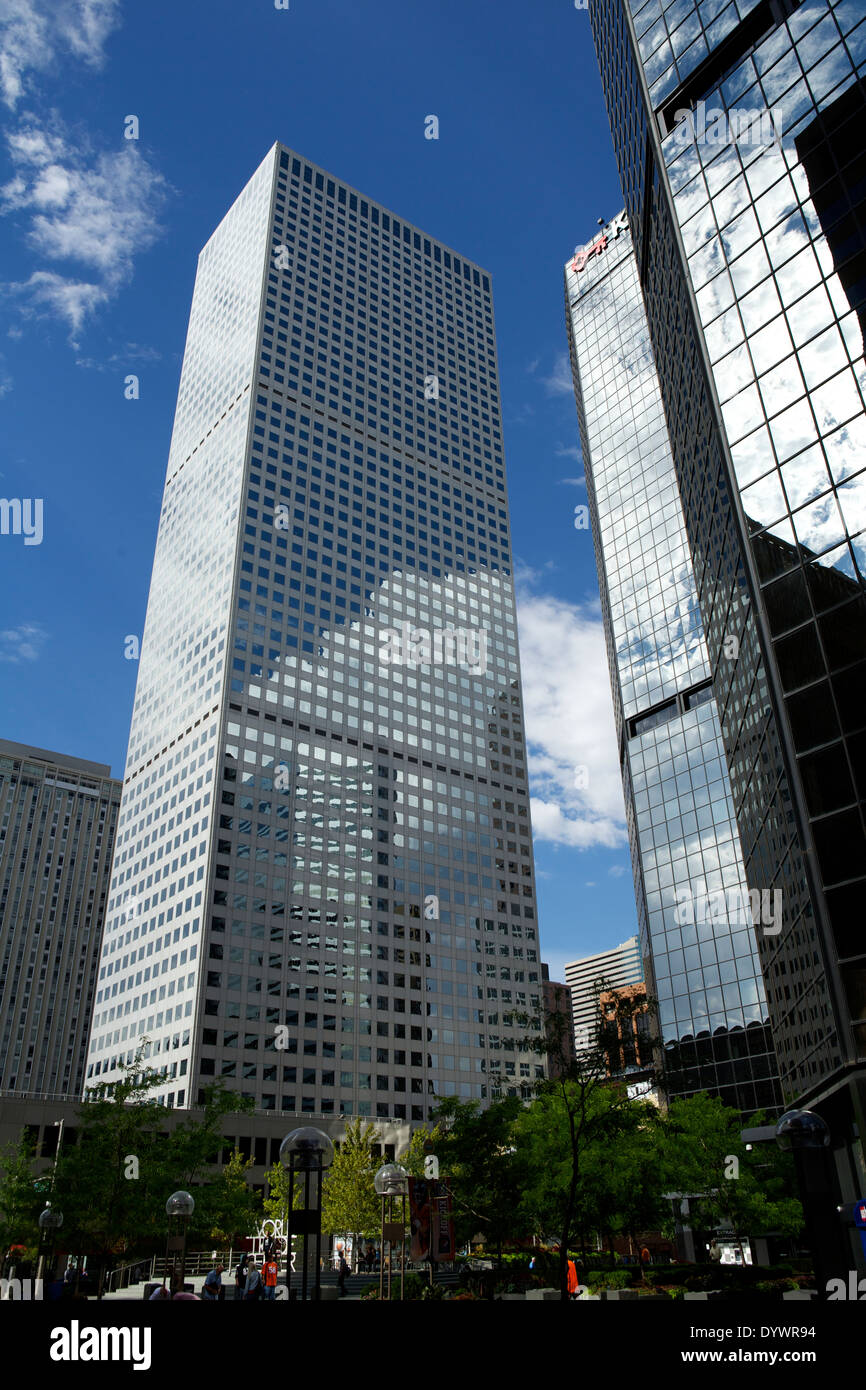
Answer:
365, 1242, 375, 1273
337, 1251, 349, 1297
567, 1259, 579, 1300
235, 1253, 249, 1300
262, 1255, 279, 1301
149, 1283, 171, 1300
202, 1261, 224, 1301
244, 1262, 263, 1300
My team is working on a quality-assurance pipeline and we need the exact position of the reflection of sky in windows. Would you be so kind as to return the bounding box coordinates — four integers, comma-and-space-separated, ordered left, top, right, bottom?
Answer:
568, 241, 709, 719
566, 224, 770, 1045
655, 0, 866, 584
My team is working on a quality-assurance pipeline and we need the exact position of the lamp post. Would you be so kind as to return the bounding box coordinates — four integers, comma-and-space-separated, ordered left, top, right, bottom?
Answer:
374, 1162, 408, 1302
774, 1108, 851, 1295
279, 1128, 334, 1301
36, 1203, 63, 1287
165, 1191, 195, 1294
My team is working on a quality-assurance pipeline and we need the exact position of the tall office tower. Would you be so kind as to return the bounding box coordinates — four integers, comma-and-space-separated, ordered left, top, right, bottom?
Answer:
587, 1, 866, 1191
0, 739, 121, 1097
84, 144, 544, 1122
565, 215, 781, 1113
565, 935, 644, 1053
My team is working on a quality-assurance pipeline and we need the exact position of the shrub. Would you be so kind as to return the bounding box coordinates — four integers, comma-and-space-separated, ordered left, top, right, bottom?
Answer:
584, 1269, 631, 1291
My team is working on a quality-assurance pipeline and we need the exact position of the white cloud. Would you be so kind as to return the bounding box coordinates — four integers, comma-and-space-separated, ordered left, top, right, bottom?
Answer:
0, 622, 47, 663
76, 341, 162, 372
608, 863, 628, 878
2, 119, 167, 339
554, 443, 581, 461
516, 580, 626, 851
0, 0, 120, 108
558, 475, 586, 487
542, 353, 575, 396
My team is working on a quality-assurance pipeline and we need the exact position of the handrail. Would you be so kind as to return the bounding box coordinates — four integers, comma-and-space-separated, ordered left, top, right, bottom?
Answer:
105, 1257, 154, 1293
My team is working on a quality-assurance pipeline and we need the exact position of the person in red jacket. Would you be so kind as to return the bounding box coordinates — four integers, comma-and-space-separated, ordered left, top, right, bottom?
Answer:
567, 1259, 579, 1299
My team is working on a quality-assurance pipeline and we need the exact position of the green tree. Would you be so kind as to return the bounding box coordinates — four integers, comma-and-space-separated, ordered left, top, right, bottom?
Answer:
206, 1149, 259, 1248
430, 1096, 526, 1263
655, 1094, 804, 1259
53, 1060, 254, 1294
515, 994, 655, 1301
262, 1158, 302, 1225
53, 1062, 172, 1293
321, 1120, 381, 1259
160, 1081, 255, 1243
514, 1076, 646, 1292
399, 1123, 445, 1177
0, 1134, 42, 1270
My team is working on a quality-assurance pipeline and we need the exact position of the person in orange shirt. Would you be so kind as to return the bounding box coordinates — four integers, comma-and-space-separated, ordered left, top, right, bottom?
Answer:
567, 1259, 579, 1299
262, 1256, 279, 1301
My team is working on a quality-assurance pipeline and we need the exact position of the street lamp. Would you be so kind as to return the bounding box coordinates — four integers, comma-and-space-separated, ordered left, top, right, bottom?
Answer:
279, 1128, 334, 1301
374, 1162, 408, 1302
165, 1191, 195, 1294
37, 1203, 63, 1286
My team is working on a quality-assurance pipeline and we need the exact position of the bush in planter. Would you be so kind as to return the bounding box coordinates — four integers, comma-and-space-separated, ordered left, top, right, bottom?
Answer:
420, 1282, 446, 1300
585, 1269, 631, 1292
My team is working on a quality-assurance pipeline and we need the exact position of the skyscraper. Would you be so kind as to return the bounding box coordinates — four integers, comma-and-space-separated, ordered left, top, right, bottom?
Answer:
84, 144, 544, 1122
565, 213, 781, 1113
0, 739, 120, 1097
565, 936, 644, 1057
587, 1, 866, 1192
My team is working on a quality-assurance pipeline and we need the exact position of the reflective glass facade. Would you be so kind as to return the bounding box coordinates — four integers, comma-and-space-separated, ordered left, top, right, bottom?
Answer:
85, 145, 543, 1119
0, 739, 120, 1097
589, 0, 866, 1145
565, 216, 780, 1110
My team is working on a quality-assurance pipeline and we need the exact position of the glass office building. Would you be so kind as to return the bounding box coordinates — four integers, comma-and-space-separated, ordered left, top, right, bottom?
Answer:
84, 144, 544, 1121
565, 216, 781, 1111
588, 0, 866, 1188
0, 739, 120, 1097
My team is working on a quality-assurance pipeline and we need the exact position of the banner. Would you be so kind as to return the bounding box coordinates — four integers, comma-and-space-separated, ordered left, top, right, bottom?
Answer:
431, 1180, 455, 1263
408, 1178, 431, 1262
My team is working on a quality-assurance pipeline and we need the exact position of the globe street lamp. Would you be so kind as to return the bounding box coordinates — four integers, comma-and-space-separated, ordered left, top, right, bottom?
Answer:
774, 1108, 854, 1295
36, 1203, 63, 1287
374, 1162, 408, 1302
165, 1191, 195, 1294
279, 1128, 334, 1301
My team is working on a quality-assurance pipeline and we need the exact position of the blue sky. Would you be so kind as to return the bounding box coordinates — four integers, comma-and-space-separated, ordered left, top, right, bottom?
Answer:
0, 0, 640, 979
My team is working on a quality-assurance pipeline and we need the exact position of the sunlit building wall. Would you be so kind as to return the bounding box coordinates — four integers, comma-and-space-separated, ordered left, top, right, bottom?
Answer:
588, 0, 866, 1186
84, 143, 545, 1118
565, 220, 781, 1110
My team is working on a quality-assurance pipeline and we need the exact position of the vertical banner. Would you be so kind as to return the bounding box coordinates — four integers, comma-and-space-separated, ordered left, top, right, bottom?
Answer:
431, 1179, 455, 1262
408, 1177, 431, 1261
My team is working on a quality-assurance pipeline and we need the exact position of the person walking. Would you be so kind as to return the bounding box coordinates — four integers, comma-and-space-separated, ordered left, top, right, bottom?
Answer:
244, 1262, 263, 1300
202, 1262, 224, 1301
234, 1254, 249, 1301
262, 1256, 279, 1301
337, 1251, 349, 1298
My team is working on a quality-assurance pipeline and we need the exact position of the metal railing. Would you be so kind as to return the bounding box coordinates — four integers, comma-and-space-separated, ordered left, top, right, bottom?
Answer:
104, 1258, 155, 1294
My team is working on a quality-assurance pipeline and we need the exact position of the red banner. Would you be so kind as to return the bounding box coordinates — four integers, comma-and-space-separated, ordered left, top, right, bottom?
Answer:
407, 1177, 431, 1261
431, 1180, 455, 1263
